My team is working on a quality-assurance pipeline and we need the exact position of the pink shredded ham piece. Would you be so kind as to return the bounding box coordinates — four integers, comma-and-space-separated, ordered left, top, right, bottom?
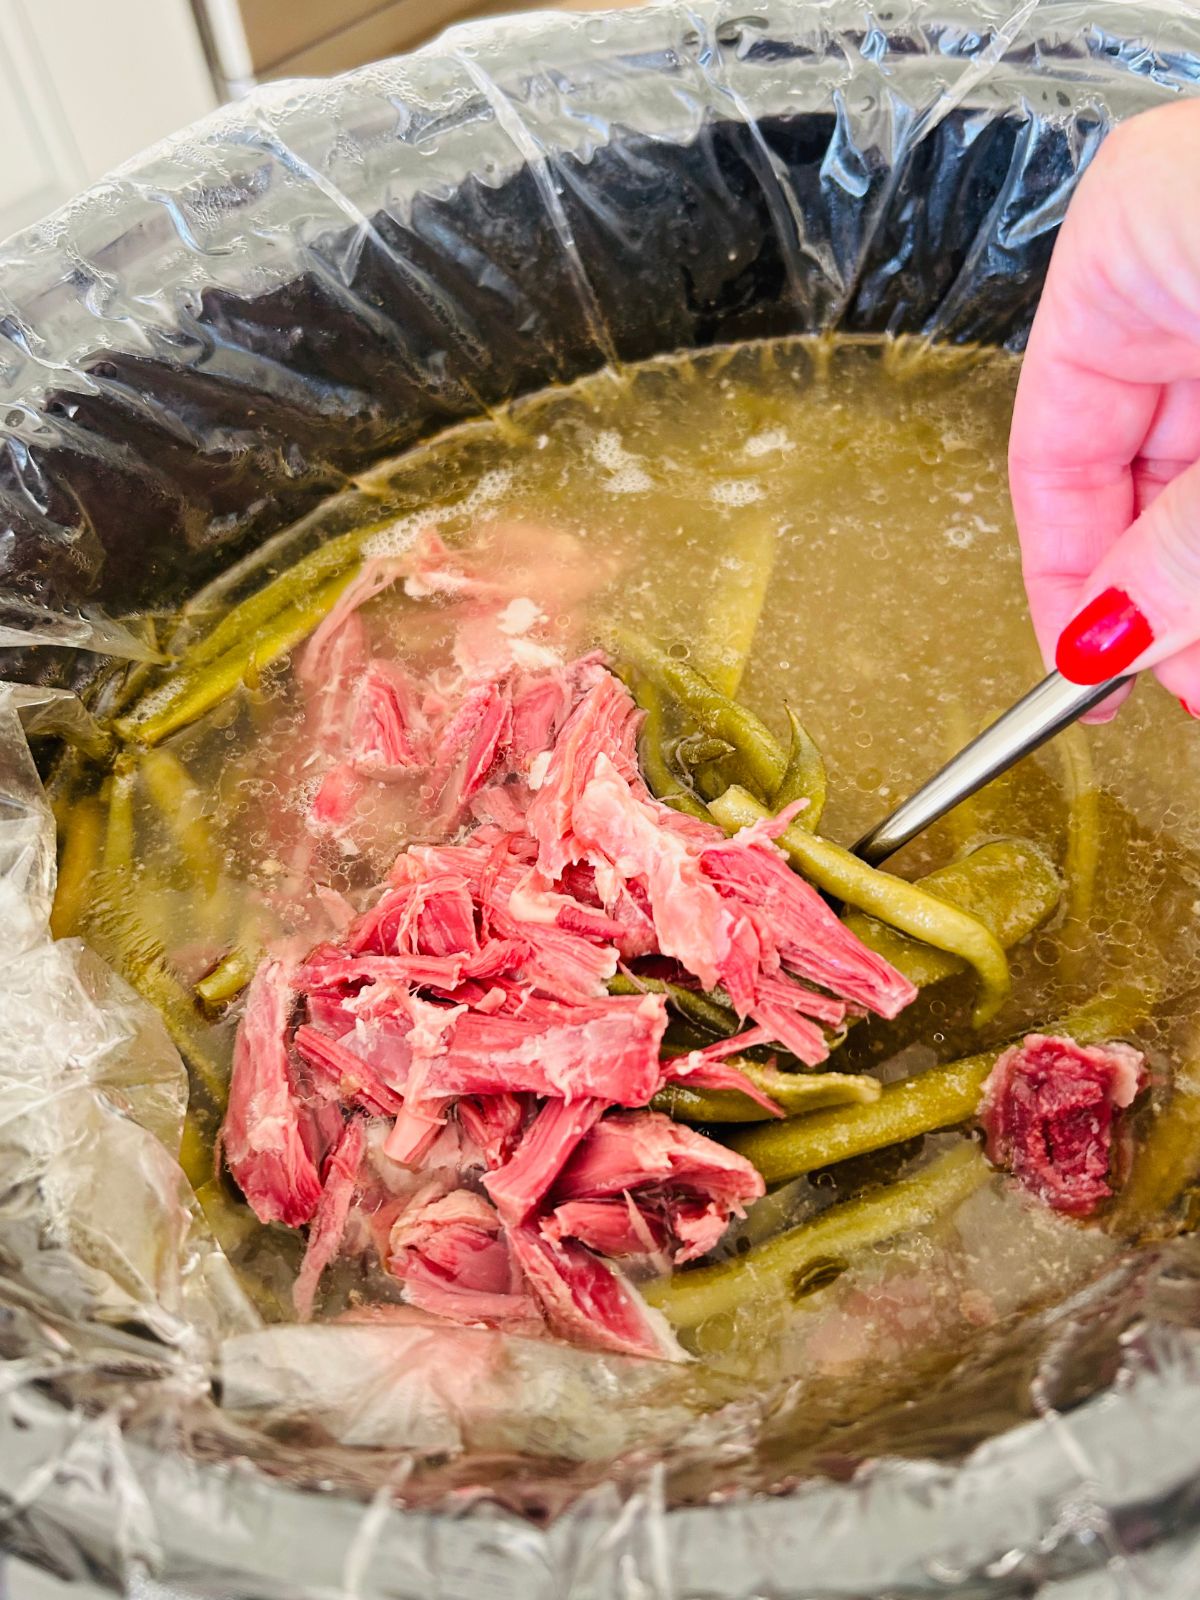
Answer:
979, 1033, 1147, 1217
388, 1189, 541, 1331
223, 961, 322, 1228
545, 1196, 670, 1259
223, 609, 916, 1354
663, 1030, 785, 1118
293, 1118, 367, 1320
699, 827, 916, 1019
293, 1024, 404, 1118
483, 1096, 606, 1224
507, 1225, 682, 1360
552, 1109, 765, 1263
350, 661, 429, 773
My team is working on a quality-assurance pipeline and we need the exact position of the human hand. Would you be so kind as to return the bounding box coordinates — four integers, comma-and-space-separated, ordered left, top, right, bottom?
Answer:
1009, 99, 1200, 717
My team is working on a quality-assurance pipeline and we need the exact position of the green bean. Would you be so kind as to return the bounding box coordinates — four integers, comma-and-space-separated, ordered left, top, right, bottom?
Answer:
731, 988, 1148, 1185
180, 1111, 215, 1190
653, 1061, 881, 1124
197, 941, 261, 1007
642, 1141, 988, 1328
632, 678, 712, 821
86, 887, 230, 1109
608, 972, 740, 1037
50, 797, 103, 941
694, 757, 737, 803
46, 745, 92, 825
614, 631, 786, 798
676, 735, 735, 767
731, 1049, 997, 1183
708, 787, 1011, 1026
1111, 1085, 1200, 1240
1110, 1032, 1200, 1240
141, 748, 222, 896
172, 523, 376, 672
102, 760, 137, 872
693, 513, 775, 698
770, 703, 826, 829
115, 570, 353, 747
109, 653, 161, 721
194, 1178, 261, 1254
844, 839, 1061, 990
133, 964, 230, 1110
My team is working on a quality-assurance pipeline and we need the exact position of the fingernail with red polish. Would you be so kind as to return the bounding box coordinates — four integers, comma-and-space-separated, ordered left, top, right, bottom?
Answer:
1181, 697, 1200, 719
1056, 588, 1154, 685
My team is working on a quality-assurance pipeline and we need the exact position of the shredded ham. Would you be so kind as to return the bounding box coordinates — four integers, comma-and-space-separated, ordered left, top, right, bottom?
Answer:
482, 1096, 606, 1224
293, 1118, 367, 1320
350, 661, 429, 773
979, 1033, 1147, 1216
223, 961, 322, 1228
506, 1226, 683, 1360
388, 1189, 541, 1331
223, 608, 918, 1355
551, 1110, 765, 1264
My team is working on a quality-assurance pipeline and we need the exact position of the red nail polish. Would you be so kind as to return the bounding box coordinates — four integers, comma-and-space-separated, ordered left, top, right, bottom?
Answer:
1055, 588, 1154, 685
1181, 697, 1200, 719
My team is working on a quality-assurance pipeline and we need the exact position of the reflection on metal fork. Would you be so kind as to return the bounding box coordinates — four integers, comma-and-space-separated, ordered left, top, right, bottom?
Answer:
852, 671, 1130, 867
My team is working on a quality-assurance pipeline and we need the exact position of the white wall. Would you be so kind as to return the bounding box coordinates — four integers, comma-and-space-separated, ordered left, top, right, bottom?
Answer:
0, 0, 218, 240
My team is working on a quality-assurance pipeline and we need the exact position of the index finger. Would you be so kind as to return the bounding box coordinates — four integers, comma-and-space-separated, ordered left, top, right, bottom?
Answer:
1008, 285, 1158, 664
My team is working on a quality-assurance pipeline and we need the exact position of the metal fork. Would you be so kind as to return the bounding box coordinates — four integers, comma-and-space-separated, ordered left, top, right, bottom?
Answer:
851, 672, 1129, 866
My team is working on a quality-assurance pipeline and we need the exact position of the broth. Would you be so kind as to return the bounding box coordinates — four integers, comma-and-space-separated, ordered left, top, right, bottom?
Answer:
52, 336, 1200, 1465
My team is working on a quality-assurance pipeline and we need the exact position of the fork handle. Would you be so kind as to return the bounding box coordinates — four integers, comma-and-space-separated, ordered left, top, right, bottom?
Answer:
851, 671, 1130, 867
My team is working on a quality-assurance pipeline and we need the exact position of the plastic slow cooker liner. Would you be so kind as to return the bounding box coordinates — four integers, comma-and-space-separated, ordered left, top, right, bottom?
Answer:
4, 1, 1200, 1593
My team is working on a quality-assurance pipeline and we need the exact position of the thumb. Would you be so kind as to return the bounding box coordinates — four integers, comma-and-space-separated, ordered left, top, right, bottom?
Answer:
1055, 456, 1200, 685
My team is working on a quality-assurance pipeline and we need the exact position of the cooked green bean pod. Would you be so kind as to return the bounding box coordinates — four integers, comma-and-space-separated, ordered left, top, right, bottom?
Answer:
116, 571, 353, 747
614, 631, 786, 799
732, 987, 1148, 1185
771, 704, 826, 829
1110, 1031, 1200, 1240
676, 734, 735, 767
653, 1061, 881, 1123
50, 797, 103, 941
608, 971, 740, 1037
632, 678, 712, 821
103, 760, 137, 872
131, 963, 230, 1111
1111, 1086, 1200, 1240
845, 838, 1061, 990
642, 1140, 988, 1328
693, 513, 775, 698
86, 888, 229, 1108
194, 1178, 262, 1255
172, 523, 376, 672
179, 1111, 215, 1190
731, 1048, 997, 1183
1056, 725, 1100, 984
708, 786, 1011, 1026
141, 748, 222, 897
196, 940, 261, 1007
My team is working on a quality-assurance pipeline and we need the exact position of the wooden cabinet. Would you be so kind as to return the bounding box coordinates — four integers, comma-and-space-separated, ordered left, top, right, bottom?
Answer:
197, 0, 643, 93
199, 0, 506, 90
